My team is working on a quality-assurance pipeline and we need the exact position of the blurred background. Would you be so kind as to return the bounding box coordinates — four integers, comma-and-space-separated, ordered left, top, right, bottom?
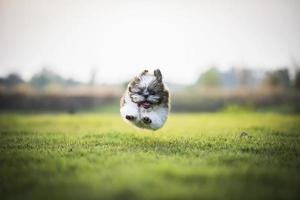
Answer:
0, 0, 300, 114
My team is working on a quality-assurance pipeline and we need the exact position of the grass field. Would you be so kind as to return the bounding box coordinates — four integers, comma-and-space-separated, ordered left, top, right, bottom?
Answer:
0, 113, 300, 200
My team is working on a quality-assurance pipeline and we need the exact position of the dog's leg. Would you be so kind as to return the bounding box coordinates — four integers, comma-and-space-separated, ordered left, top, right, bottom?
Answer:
141, 107, 168, 130
142, 116, 152, 124
120, 101, 139, 122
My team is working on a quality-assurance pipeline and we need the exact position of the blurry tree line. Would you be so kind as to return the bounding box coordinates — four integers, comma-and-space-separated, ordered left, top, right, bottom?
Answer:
0, 66, 299, 113
1, 66, 300, 90
197, 67, 300, 89
0, 68, 81, 90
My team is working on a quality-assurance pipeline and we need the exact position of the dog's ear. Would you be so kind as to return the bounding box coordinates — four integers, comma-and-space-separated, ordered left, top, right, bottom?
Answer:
139, 70, 148, 76
154, 69, 162, 82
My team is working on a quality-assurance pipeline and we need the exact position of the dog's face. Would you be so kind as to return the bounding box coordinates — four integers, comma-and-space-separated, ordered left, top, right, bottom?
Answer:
128, 69, 166, 109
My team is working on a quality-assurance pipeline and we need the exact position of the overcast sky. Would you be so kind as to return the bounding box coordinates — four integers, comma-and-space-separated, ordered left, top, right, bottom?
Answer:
0, 0, 300, 84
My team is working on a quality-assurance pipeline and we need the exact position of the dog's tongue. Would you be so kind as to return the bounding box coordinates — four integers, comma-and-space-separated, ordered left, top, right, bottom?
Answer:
142, 101, 152, 109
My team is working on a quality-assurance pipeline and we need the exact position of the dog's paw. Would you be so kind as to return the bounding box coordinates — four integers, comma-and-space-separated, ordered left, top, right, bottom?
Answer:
125, 115, 136, 121
142, 117, 152, 124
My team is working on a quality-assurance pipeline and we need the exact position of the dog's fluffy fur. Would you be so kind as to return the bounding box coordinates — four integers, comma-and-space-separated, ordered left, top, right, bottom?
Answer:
120, 69, 170, 130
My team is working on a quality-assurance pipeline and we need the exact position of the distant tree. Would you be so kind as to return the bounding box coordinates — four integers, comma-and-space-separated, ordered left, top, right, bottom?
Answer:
198, 67, 221, 87
65, 78, 80, 86
30, 68, 82, 90
89, 68, 97, 85
236, 68, 255, 86
220, 68, 239, 88
263, 69, 290, 88
0, 73, 24, 87
295, 70, 300, 89
30, 68, 64, 89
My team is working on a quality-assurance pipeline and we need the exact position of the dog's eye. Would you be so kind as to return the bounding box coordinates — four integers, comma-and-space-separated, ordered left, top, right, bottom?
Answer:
137, 91, 143, 95
149, 91, 156, 95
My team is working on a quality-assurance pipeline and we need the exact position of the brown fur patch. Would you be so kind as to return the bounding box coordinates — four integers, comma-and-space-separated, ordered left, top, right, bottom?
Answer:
148, 79, 164, 92
129, 76, 141, 91
161, 88, 170, 108
139, 70, 148, 76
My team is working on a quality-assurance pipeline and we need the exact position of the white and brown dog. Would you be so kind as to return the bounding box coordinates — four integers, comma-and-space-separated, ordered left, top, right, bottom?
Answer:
120, 69, 170, 130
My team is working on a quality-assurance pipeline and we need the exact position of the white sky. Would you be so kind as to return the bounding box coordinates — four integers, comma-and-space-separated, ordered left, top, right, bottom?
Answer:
0, 0, 300, 84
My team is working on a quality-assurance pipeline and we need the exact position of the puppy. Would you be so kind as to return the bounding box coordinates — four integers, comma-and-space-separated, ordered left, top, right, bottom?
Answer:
120, 69, 170, 130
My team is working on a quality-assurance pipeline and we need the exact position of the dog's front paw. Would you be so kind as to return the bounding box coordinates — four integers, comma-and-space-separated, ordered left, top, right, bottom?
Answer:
126, 115, 136, 121
142, 117, 152, 124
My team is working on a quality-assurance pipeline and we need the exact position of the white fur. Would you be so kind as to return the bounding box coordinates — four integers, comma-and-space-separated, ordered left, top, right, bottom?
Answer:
120, 92, 169, 130
140, 105, 169, 130
139, 74, 156, 87
120, 93, 140, 121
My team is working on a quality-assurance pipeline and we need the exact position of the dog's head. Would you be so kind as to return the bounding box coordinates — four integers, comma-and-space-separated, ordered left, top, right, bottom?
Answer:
128, 69, 166, 109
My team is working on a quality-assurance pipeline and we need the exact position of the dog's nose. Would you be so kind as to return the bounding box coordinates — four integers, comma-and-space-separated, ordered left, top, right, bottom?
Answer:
144, 94, 149, 98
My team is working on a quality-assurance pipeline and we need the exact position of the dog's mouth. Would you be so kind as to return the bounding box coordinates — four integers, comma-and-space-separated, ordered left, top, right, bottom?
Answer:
139, 101, 152, 109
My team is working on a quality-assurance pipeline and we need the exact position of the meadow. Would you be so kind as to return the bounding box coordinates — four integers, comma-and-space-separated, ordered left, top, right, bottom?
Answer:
0, 112, 300, 200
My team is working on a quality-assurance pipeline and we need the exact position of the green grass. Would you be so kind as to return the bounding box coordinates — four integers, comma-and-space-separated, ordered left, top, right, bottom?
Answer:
0, 113, 300, 200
